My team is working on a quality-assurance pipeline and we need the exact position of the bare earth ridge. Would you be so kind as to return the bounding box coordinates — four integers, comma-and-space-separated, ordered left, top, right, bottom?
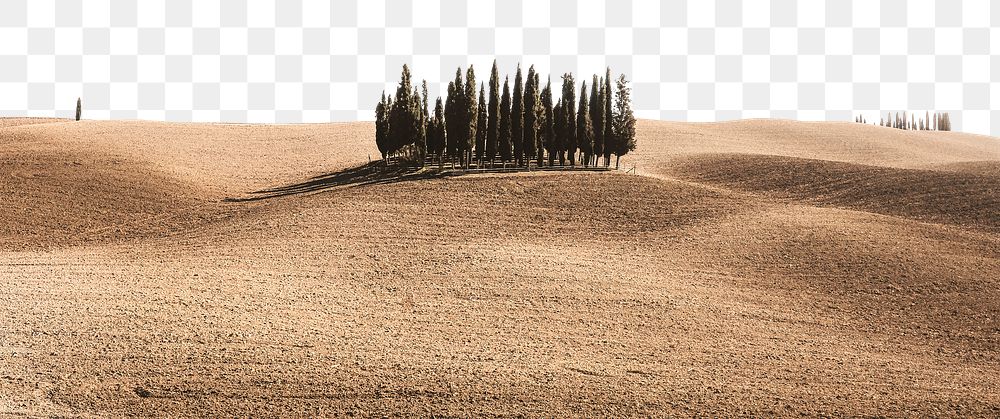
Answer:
1, 118, 998, 417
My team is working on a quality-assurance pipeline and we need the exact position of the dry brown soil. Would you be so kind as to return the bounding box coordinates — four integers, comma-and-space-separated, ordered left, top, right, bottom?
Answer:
1, 118, 999, 417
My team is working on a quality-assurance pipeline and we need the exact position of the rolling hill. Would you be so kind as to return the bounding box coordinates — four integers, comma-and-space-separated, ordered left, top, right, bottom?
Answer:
1, 118, 998, 417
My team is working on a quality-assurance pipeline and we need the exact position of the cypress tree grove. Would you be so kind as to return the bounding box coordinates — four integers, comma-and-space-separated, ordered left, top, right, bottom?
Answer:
603, 68, 614, 167
499, 77, 513, 166
541, 78, 555, 167
577, 81, 594, 167
523, 65, 539, 168
512, 65, 524, 167
476, 83, 487, 165
561, 73, 577, 166
371, 63, 636, 171
464, 66, 478, 168
590, 75, 604, 167
612, 74, 637, 169
487, 60, 500, 167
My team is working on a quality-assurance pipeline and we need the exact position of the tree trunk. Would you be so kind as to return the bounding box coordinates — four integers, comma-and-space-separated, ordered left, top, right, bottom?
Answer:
615, 155, 620, 170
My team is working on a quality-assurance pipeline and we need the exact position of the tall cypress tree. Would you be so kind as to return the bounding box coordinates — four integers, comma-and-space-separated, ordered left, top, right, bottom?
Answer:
421, 80, 430, 162
389, 64, 417, 158
561, 73, 577, 165
412, 86, 426, 164
554, 99, 565, 165
612, 74, 636, 169
445, 78, 460, 165
603, 68, 614, 166
577, 81, 594, 167
541, 78, 555, 167
476, 82, 487, 165
375, 92, 389, 160
448, 68, 467, 165
487, 60, 500, 167
512, 65, 524, 166
590, 75, 604, 167
499, 77, 513, 166
430, 97, 446, 165
523, 65, 538, 167
533, 71, 544, 166
464, 66, 478, 167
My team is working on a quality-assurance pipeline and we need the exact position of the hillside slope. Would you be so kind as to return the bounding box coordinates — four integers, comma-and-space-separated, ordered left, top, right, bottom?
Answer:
628, 119, 1000, 175
1, 118, 998, 417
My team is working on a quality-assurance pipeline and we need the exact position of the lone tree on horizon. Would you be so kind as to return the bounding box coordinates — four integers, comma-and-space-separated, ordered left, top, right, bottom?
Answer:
76, 98, 82, 121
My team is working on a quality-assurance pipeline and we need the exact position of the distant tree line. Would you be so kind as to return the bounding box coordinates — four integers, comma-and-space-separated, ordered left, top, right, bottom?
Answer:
375, 62, 637, 170
857, 111, 952, 132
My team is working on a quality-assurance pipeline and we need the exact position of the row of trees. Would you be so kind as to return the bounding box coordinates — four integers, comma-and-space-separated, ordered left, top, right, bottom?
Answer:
375, 62, 637, 169
856, 111, 952, 132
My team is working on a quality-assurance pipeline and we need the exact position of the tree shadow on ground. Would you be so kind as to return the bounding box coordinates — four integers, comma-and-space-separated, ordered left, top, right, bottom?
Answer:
224, 162, 460, 202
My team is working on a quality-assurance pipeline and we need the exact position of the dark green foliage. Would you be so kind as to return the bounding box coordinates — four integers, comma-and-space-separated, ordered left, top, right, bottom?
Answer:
522, 65, 539, 167
372, 63, 636, 170
577, 81, 594, 167
512, 65, 524, 166
464, 66, 478, 167
590, 75, 604, 166
412, 86, 426, 162
603, 68, 614, 166
553, 99, 565, 165
476, 83, 487, 163
532, 71, 544, 166
421, 80, 430, 158
375, 92, 389, 159
445, 70, 463, 162
75, 98, 82, 121
487, 60, 500, 165
561, 73, 577, 165
540, 78, 554, 166
499, 77, 513, 164
428, 97, 446, 161
388, 64, 420, 158
612, 74, 636, 169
